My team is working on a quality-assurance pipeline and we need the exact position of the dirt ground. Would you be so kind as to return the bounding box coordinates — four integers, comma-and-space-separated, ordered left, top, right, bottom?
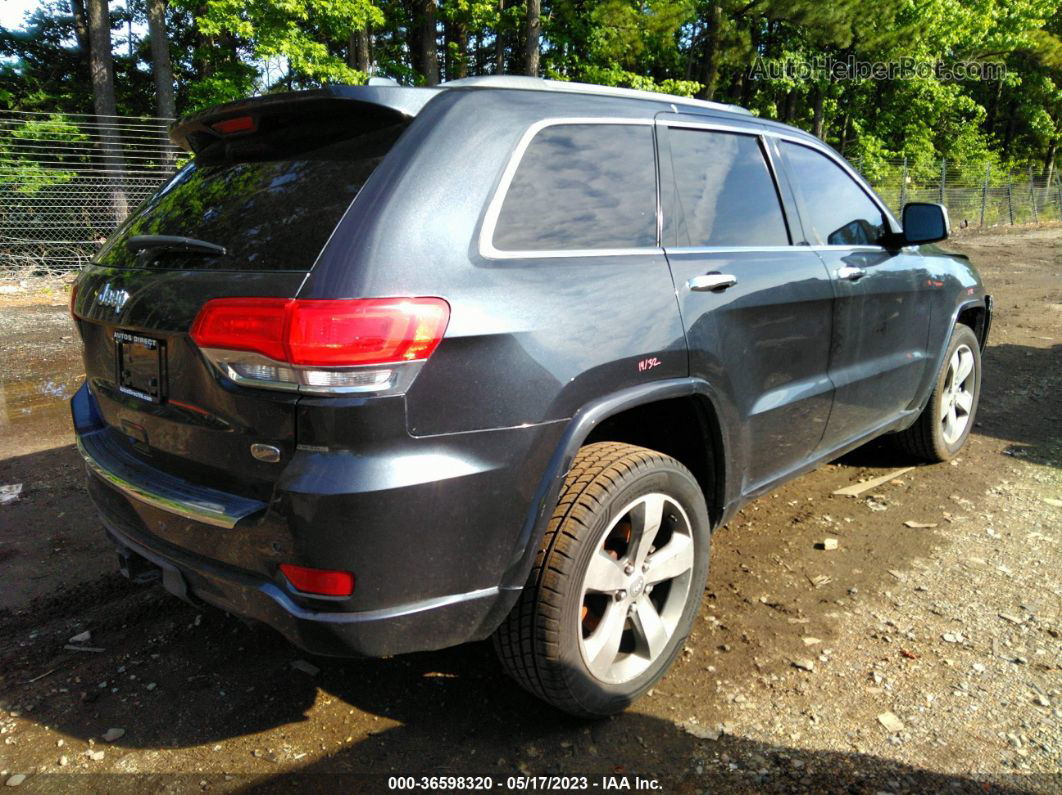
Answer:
0, 227, 1059, 793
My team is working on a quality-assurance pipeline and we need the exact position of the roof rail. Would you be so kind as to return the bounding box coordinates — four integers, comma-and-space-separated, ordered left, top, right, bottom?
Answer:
440, 75, 752, 115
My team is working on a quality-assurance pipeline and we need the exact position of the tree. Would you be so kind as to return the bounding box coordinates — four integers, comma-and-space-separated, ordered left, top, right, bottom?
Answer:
188, 0, 384, 98
85, 0, 126, 220
146, 0, 176, 119
525, 0, 540, 76
407, 0, 440, 84
1, 0, 1059, 176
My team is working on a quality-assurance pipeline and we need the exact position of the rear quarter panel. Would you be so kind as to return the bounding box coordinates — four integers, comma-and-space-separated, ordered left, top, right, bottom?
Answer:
300, 88, 689, 436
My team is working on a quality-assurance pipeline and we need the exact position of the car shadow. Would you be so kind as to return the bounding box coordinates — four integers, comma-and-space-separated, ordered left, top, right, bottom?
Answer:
976, 342, 1061, 469
837, 341, 1060, 470
0, 342, 1057, 786
243, 651, 1035, 793
8, 605, 1037, 793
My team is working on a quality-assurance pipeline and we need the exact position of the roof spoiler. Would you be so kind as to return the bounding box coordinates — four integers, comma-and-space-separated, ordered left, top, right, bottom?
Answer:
170, 85, 440, 153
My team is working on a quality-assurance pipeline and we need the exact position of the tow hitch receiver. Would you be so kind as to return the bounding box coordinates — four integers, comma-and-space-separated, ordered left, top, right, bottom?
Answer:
116, 545, 161, 585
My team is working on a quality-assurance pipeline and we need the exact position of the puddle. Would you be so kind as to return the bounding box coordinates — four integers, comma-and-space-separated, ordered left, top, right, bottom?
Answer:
0, 373, 85, 452
1, 373, 83, 426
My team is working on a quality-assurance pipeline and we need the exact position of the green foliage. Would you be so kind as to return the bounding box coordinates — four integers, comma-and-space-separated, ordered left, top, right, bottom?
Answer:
0, 115, 86, 195
187, 0, 384, 88
0, 0, 1057, 170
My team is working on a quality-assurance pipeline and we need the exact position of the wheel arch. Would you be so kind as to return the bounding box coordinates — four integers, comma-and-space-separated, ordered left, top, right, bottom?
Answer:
907, 295, 990, 420
956, 295, 992, 352
498, 378, 732, 594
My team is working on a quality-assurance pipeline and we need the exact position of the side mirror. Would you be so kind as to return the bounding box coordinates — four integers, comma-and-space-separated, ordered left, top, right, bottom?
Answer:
901, 202, 950, 245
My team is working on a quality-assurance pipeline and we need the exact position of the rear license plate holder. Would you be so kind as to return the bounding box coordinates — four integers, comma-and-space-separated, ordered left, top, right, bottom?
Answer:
115, 331, 166, 403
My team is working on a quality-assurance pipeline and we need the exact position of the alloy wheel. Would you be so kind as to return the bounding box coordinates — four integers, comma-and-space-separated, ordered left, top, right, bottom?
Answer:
578, 493, 695, 684
941, 343, 976, 445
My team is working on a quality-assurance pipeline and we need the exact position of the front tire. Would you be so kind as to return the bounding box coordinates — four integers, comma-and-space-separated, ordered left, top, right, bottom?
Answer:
493, 442, 710, 717
894, 323, 981, 462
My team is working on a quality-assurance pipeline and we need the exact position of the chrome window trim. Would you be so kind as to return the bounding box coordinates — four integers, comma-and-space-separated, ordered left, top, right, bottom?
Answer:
666, 245, 804, 254
663, 244, 889, 254
656, 118, 765, 137
807, 243, 892, 252
479, 117, 662, 260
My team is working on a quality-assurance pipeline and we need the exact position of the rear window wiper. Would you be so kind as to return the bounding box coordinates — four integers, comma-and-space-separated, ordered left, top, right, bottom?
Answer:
127, 235, 226, 257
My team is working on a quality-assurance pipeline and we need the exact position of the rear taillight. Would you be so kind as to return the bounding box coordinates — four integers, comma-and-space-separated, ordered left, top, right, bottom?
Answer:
190, 297, 449, 395
280, 563, 354, 597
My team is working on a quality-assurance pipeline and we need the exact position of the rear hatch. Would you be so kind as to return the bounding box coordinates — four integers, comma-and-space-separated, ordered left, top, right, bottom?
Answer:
72, 90, 413, 500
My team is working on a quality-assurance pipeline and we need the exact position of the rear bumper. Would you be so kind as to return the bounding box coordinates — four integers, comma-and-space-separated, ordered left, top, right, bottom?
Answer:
101, 509, 512, 657
72, 382, 559, 657
77, 426, 264, 529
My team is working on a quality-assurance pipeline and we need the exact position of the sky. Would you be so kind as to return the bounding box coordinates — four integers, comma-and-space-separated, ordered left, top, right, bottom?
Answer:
0, 0, 41, 31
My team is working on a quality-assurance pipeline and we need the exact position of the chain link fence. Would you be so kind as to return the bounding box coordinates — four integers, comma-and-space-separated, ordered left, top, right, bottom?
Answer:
1, 110, 178, 280
1, 112, 1060, 281
851, 156, 1062, 229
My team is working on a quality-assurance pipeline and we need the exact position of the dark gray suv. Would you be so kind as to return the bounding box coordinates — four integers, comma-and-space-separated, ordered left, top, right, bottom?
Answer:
70, 76, 990, 717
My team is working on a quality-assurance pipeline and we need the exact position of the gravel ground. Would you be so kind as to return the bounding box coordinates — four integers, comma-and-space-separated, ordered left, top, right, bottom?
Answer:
0, 226, 1058, 793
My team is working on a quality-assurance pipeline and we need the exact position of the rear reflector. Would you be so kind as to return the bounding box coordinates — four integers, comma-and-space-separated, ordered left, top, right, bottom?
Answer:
189, 297, 450, 395
280, 563, 355, 597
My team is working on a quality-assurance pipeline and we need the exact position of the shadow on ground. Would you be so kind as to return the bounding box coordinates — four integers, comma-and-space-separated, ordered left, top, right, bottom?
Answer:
838, 342, 1061, 470
1, 342, 1058, 791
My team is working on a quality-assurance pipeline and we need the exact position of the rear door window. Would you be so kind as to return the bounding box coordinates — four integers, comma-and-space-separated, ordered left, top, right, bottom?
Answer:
664, 127, 789, 247
491, 123, 657, 252
780, 142, 887, 246
96, 123, 405, 271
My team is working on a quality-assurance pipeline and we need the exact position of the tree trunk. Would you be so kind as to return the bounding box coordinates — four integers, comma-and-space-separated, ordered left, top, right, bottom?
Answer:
1042, 139, 1056, 204
86, 0, 127, 223
697, 1, 722, 100
524, 0, 540, 76
69, 0, 93, 99
1001, 98, 1017, 159
985, 79, 1003, 137
146, 0, 175, 120
782, 89, 797, 123
418, 1, 439, 85
348, 28, 371, 73
495, 0, 505, 74
811, 86, 825, 139
70, 0, 90, 55
452, 20, 469, 79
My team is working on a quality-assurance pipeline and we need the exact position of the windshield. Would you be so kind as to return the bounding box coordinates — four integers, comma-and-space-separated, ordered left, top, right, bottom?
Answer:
96, 122, 404, 271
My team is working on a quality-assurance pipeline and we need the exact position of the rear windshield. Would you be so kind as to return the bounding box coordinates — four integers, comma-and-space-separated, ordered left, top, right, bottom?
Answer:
95, 122, 404, 271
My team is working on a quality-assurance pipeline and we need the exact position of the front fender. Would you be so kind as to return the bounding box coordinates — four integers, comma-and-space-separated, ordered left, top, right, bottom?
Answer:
907, 293, 991, 419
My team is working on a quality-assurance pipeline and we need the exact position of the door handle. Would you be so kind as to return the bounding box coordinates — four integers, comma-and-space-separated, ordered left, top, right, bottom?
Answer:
837, 266, 867, 281
688, 273, 738, 292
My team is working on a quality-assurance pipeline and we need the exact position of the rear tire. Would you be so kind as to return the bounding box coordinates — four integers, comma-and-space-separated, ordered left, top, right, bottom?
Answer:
893, 323, 981, 462
493, 442, 710, 717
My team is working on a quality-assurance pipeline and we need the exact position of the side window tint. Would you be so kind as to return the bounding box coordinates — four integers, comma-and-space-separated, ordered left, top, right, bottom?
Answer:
492, 124, 657, 251
667, 128, 789, 247
781, 142, 887, 246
